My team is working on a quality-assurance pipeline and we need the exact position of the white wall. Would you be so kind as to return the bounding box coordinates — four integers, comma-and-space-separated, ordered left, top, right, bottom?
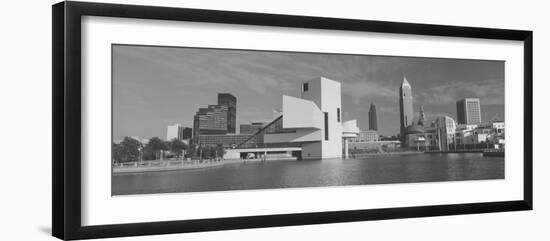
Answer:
0, 0, 548, 241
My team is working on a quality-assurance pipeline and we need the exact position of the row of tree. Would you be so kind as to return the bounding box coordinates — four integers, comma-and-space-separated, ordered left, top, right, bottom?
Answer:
112, 137, 226, 163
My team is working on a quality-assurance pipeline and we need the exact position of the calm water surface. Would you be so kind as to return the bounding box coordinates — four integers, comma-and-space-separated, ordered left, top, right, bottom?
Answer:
112, 153, 504, 195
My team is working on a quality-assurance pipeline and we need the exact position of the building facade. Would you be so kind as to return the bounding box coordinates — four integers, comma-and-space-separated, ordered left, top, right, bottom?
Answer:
192, 93, 238, 144
240, 122, 267, 134
456, 98, 482, 124
193, 105, 229, 143
166, 124, 191, 141
261, 77, 358, 159
197, 133, 259, 148
434, 115, 457, 151
217, 93, 237, 133
399, 77, 414, 143
368, 103, 378, 131
349, 130, 379, 142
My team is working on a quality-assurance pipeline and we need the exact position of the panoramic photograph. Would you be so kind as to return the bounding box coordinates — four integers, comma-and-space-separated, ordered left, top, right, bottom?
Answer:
111, 44, 505, 196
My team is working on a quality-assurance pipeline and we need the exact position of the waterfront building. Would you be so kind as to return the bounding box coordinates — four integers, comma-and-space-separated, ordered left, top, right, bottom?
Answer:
240, 77, 359, 159
434, 115, 457, 151
193, 93, 238, 144
193, 105, 228, 136
348, 140, 400, 152
405, 124, 438, 151
349, 130, 379, 142
399, 77, 414, 144
456, 98, 482, 124
166, 124, 192, 141
218, 93, 237, 133
368, 103, 378, 131
197, 133, 259, 148
240, 122, 268, 134
454, 120, 505, 148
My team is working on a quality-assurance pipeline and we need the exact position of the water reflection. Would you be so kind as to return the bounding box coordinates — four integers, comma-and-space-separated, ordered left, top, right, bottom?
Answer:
112, 153, 504, 195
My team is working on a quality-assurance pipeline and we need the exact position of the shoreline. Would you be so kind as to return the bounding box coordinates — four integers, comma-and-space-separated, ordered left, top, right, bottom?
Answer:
350, 151, 423, 158
113, 151, 495, 174
113, 157, 297, 174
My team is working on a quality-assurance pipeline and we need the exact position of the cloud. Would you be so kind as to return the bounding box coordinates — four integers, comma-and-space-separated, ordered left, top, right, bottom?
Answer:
415, 78, 504, 105
378, 106, 397, 113
342, 81, 396, 105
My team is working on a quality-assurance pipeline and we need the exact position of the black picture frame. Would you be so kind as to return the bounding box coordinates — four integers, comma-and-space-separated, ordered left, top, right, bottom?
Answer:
52, 1, 533, 240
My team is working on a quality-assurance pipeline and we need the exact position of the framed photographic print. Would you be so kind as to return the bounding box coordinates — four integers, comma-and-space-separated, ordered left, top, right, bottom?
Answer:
52, 1, 533, 240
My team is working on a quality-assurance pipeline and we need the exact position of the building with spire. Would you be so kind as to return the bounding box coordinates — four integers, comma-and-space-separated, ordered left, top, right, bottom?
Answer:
399, 77, 414, 144
368, 103, 378, 131
417, 105, 426, 126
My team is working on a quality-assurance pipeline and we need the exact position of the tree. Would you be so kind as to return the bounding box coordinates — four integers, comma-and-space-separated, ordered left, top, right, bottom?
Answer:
215, 144, 226, 158
169, 139, 188, 159
143, 137, 168, 160
113, 137, 142, 163
112, 143, 123, 163
185, 143, 197, 159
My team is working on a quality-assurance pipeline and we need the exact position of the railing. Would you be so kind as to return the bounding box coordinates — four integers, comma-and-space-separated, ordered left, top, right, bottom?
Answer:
114, 158, 222, 168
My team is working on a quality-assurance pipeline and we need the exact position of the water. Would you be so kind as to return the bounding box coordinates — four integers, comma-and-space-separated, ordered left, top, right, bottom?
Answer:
112, 153, 504, 195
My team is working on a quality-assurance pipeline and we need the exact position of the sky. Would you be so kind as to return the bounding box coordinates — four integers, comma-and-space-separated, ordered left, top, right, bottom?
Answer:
112, 44, 505, 140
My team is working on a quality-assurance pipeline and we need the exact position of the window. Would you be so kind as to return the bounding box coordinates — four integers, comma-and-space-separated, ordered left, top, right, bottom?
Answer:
337, 108, 341, 122
303, 83, 308, 92
324, 112, 329, 140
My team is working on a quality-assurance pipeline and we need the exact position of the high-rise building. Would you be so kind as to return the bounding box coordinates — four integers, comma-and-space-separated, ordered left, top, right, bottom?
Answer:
368, 103, 378, 131
192, 93, 237, 145
166, 124, 191, 141
193, 105, 229, 144
218, 93, 237, 134
456, 98, 482, 124
399, 77, 414, 143
182, 127, 192, 140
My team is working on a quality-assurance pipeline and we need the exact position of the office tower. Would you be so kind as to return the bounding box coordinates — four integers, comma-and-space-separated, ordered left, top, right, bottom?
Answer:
456, 98, 482, 124
217, 93, 237, 134
399, 77, 414, 143
193, 105, 229, 144
368, 103, 378, 131
166, 124, 185, 140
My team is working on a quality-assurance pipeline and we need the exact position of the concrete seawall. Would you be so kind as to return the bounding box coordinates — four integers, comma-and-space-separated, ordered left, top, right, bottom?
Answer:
113, 157, 298, 174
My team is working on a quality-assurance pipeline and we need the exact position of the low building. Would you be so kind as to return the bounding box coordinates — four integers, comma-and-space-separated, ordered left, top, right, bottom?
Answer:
240, 122, 268, 134
197, 133, 259, 148
405, 124, 438, 151
349, 130, 379, 142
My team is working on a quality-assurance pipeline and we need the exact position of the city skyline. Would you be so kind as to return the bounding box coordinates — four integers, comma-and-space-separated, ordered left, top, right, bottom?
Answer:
113, 45, 505, 139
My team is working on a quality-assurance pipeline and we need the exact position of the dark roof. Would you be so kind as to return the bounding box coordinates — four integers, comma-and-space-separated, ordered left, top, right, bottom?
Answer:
405, 124, 426, 134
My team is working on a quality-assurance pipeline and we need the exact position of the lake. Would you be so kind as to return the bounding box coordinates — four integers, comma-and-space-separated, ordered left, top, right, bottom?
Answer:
112, 153, 504, 195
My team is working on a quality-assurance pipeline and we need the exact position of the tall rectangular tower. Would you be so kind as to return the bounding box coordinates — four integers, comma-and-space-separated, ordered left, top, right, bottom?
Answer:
368, 103, 378, 131
300, 77, 343, 159
399, 77, 414, 143
456, 98, 482, 124
217, 93, 237, 133
166, 124, 184, 141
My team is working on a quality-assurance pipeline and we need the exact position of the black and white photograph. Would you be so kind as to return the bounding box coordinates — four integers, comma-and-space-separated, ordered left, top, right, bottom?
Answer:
111, 44, 505, 195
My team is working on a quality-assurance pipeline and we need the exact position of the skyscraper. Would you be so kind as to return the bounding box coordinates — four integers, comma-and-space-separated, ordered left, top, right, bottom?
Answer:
399, 77, 414, 143
193, 105, 229, 144
166, 124, 184, 141
456, 98, 482, 124
217, 93, 237, 134
167, 124, 193, 141
368, 103, 378, 131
